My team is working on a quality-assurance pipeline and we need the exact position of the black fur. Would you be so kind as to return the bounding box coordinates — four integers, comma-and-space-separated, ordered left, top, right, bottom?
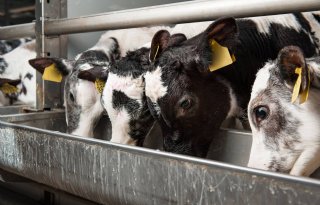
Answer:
0, 57, 8, 74
147, 14, 320, 157
24, 72, 33, 80
110, 47, 150, 78
112, 90, 140, 115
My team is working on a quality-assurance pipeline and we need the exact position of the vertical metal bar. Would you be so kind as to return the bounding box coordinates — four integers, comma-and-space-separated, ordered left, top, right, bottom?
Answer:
35, 0, 45, 110
35, 0, 67, 110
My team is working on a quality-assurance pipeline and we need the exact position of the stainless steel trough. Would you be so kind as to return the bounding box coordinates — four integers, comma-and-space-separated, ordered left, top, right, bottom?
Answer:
0, 110, 319, 204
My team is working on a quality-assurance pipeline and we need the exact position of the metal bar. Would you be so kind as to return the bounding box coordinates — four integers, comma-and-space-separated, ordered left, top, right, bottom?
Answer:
0, 117, 319, 205
0, 23, 35, 39
45, 0, 320, 36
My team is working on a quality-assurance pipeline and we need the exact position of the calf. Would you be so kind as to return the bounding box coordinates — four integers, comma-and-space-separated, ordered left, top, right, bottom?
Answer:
29, 27, 170, 138
0, 38, 32, 55
145, 12, 320, 157
0, 40, 36, 106
82, 32, 186, 146
29, 37, 119, 137
247, 46, 320, 176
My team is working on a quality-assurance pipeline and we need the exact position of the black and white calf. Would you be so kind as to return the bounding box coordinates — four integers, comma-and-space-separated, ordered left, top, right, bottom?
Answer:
0, 40, 36, 106
0, 38, 32, 55
145, 12, 320, 157
29, 27, 170, 138
247, 46, 320, 176
83, 32, 187, 146
29, 37, 119, 137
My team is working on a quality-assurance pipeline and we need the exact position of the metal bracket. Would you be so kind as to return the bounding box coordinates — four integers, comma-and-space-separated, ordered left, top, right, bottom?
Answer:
35, 0, 67, 110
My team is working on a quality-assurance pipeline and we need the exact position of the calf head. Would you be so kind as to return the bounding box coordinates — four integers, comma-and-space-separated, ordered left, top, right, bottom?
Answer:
29, 38, 120, 137
86, 47, 158, 145
247, 46, 320, 176
145, 18, 239, 157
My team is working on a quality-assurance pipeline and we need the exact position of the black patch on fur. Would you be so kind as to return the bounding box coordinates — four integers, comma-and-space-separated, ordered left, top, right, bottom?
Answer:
112, 90, 140, 115
24, 72, 33, 80
313, 14, 320, 24
110, 47, 150, 78
0, 57, 8, 74
76, 50, 109, 65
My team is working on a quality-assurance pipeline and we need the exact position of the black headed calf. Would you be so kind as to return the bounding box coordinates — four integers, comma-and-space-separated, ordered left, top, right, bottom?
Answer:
145, 12, 320, 157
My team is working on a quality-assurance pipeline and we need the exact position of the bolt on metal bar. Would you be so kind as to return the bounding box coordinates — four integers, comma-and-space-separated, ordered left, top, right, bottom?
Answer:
45, 0, 320, 36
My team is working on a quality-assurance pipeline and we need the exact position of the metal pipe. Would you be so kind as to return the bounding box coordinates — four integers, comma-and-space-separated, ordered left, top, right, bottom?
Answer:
45, 0, 320, 35
0, 23, 35, 39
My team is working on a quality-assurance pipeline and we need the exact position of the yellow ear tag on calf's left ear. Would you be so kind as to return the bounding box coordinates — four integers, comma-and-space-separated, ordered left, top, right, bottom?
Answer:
291, 67, 310, 104
42, 64, 63, 83
95, 79, 106, 94
299, 68, 310, 104
209, 40, 236, 72
0, 83, 18, 94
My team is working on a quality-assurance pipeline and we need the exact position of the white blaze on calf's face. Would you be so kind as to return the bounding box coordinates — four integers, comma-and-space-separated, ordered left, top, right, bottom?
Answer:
144, 66, 168, 115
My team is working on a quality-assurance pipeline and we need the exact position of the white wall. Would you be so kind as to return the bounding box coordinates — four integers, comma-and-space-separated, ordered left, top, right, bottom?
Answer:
67, 0, 190, 58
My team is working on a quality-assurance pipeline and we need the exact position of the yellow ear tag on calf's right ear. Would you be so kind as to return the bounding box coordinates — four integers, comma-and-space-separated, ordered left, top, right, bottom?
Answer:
209, 40, 236, 72
0, 83, 18, 94
95, 79, 106, 94
291, 67, 310, 104
42, 64, 63, 83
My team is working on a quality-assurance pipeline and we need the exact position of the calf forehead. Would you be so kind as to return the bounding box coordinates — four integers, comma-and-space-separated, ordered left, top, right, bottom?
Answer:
145, 66, 168, 103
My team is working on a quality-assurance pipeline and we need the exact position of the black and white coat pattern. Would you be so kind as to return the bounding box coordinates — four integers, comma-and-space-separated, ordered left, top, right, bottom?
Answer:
145, 12, 320, 157
0, 40, 36, 106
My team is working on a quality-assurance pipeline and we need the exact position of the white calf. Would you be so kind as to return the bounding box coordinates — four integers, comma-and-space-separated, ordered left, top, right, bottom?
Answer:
248, 46, 320, 176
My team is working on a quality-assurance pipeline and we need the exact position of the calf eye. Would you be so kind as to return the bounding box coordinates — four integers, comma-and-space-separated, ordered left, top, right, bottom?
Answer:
253, 106, 269, 124
69, 92, 75, 102
180, 99, 193, 110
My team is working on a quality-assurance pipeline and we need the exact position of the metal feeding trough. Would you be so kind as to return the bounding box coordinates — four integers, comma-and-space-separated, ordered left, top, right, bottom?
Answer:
1, 0, 320, 204
0, 109, 319, 204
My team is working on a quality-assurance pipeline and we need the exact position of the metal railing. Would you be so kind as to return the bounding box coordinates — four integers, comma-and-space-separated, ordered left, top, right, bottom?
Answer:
1, 0, 320, 39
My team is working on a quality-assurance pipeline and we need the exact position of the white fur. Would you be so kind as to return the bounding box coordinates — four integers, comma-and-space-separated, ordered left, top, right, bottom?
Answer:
102, 73, 144, 144
0, 40, 36, 106
144, 66, 168, 104
70, 80, 104, 137
247, 14, 302, 34
248, 60, 320, 176
250, 63, 272, 99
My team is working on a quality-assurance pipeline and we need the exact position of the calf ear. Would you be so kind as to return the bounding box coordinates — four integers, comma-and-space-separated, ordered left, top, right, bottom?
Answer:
28, 57, 74, 76
150, 30, 171, 61
108, 37, 121, 63
77, 66, 108, 82
0, 78, 21, 87
205, 17, 238, 48
167, 33, 187, 47
278, 46, 309, 91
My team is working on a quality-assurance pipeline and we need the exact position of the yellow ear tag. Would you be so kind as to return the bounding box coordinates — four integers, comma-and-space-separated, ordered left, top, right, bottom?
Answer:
42, 64, 63, 83
0, 83, 18, 94
291, 67, 302, 103
209, 40, 236, 72
299, 68, 310, 104
95, 79, 105, 94
153, 44, 160, 61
